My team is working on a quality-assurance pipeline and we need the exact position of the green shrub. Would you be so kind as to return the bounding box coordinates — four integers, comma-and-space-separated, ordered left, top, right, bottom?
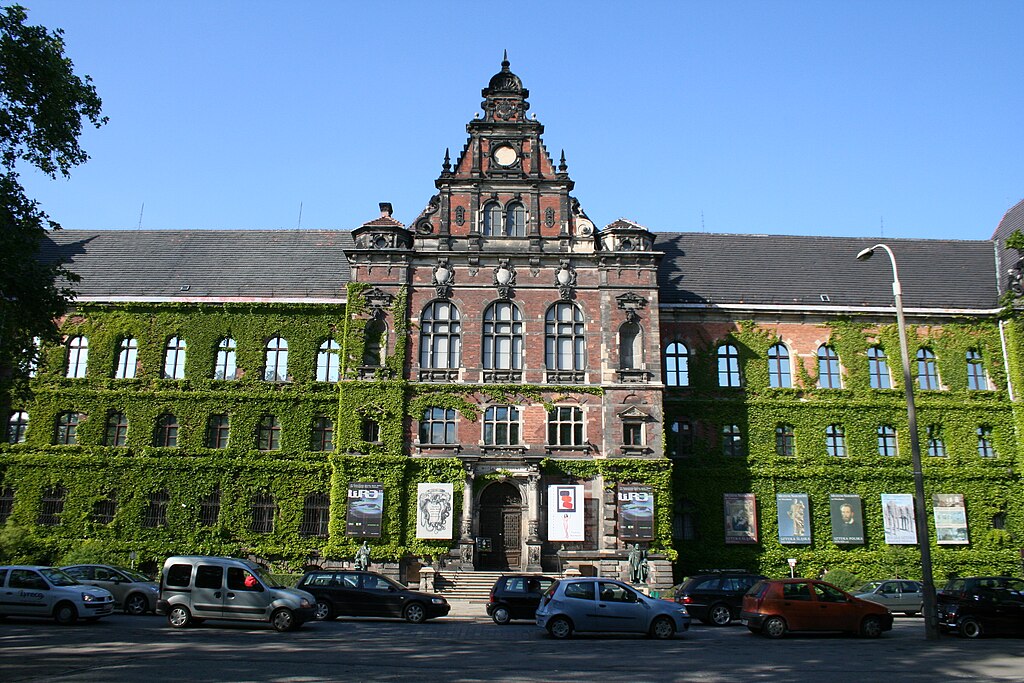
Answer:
823, 568, 861, 591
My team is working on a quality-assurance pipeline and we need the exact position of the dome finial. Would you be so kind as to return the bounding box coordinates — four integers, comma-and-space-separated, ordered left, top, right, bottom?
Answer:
502, 49, 510, 71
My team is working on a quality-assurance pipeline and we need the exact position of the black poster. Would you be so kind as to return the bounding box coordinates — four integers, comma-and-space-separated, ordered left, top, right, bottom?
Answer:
618, 484, 655, 541
346, 482, 384, 537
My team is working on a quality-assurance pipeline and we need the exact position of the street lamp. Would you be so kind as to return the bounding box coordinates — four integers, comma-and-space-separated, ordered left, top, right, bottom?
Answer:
856, 244, 939, 640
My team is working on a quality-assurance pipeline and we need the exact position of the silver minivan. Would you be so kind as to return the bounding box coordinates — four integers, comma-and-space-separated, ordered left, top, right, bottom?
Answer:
157, 556, 315, 631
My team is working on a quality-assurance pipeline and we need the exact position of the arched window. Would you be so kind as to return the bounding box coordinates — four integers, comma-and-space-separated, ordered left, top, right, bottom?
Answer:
55, 412, 82, 445
619, 322, 642, 370
817, 345, 842, 388
966, 349, 989, 390
66, 336, 88, 378
264, 337, 288, 381
420, 301, 461, 369
115, 338, 138, 379
775, 423, 795, 456
482, 201, 502, 236
362, 321, 386, 368
825, 424, 846, 457
163, 336, 186, 379
916, 348, 940, 390
505, 202, 526, 237
877, 425, 898, 456
867, 346, 891, 389
155, 413, 178, 447
717, 344, 740, 387
483, 406, 520, 446
545, 302, 586, 372
214, 338, 237, 380
317, 338, 342, 380
6, 411, 29, 444
767, 343, 791, 388
483, 301, 523, 370
664, 342, 689, 387
104, 411, 128, 446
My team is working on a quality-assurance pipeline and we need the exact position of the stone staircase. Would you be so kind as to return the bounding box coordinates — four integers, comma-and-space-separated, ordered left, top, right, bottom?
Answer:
430, 570, 507, 602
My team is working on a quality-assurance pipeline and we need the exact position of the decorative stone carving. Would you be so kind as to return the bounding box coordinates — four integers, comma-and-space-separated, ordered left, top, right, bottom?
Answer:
616, 292, 647, 322
1009, 259, 1024, 295
455, 205, 465, 227
433, 259, 454, 299
545, 207, 555, 228
493, 259, 517, 299
555, 260, 577, 300
363, 287, 394, 319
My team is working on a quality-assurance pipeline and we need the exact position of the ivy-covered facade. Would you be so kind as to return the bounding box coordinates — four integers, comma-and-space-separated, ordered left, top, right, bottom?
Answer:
2, 60, 1023, 586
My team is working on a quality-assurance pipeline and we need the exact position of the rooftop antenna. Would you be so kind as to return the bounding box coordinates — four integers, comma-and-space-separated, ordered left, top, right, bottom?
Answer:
137, 202, 144, 229
297, 202, 303, 229
880, 215, 884, 238
701, 210, 705, 232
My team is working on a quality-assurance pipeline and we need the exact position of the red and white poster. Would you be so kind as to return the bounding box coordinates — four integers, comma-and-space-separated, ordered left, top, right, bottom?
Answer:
547, 485, 585, 542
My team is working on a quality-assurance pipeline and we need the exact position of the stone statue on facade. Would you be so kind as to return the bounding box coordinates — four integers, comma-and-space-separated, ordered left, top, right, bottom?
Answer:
628, 543, 649, 584
354, 541, 371, 571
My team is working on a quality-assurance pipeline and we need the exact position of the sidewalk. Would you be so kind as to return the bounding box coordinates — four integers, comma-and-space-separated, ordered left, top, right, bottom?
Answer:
444, 598, 489, 620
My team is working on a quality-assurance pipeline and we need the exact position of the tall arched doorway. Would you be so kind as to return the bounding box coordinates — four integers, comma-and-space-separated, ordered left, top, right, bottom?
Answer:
478, 482, 522, 570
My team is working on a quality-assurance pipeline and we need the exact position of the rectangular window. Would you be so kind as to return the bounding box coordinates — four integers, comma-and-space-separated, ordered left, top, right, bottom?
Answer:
312, 417, 334, 451
547, 406, 584, 447
258, 416, 280, 451
419, 408, 456, 445
206, 414, 229, 449
722, 425, 743, 456
775, 424, 795, 457
668, 420, 693, 458
623, 422, 643, 446
877, 426, 898, 457
199, 489, 220, 527
299, 492, 330, 537
361, 419, 380, 444
483, 406, 520, 446
977, 427, 996, 458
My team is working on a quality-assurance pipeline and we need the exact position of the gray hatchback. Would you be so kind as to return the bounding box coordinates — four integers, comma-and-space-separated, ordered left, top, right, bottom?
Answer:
853, 580, 923, 616
536, 577, 691, 639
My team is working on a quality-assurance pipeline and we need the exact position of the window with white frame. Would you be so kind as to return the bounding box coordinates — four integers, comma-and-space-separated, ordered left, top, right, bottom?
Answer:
482, 301, 523, 370
717, 344, 740, 387
264, 337, 288, 381
664, 342, 689, 387
817, 345, 842, 388
917, 349, 940, 390
420, 407, 456, 445
317, 338, 341, 381
214, 338, 237, 380
868, 346, 892, 389
977, 426, 996, 458
545, 303, 586, 371
66, 336, 88, 378
6, 411, 28, 444
547, 406, 584, 447
163, 337, 186, 379
420, 301, 461, 369
767, 343, 791, 388
115, 337, 138, 379
877, 425, 898, 457
825, 424, 846, 457
483, 406, 520, 446
966, 350, 989, 390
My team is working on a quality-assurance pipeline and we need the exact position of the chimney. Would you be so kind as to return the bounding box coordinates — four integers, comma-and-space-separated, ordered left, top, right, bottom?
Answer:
379, 202, 393, 217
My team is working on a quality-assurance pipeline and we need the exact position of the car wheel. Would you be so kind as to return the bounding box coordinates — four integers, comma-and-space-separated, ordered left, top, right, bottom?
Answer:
491, 606, 511, 625
762, 616, 787, 639
125, 593, 149, 616
403, 602, 426, 624
547, 616, 573, 639
271, 607, 296, 632
959, 617, 983, 639
168, 605, 192, 628
709, 603, 732, 626
860, 615, 884, 638
54, 602, 78, 625
650, 616, 676, 640
314, 600, 334, 621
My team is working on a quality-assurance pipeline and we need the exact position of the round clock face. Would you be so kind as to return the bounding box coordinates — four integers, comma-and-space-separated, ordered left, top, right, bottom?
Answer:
492, 145, 518, 167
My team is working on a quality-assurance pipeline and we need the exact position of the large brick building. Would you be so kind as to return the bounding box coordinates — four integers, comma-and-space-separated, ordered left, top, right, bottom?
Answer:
2, 59, 1022, 587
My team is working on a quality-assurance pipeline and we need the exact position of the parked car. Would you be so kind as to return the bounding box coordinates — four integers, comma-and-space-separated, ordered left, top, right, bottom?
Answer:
486, 574, 555, 624
535, 577, 691, 639
0, 565, 114, 624
937, 576, 1024, 638
61, 564, 159, 615
853, 580, 923, 616
741, 579, 893, 638
157, 556, 315, 631
297, 569, 450, 623
673, 571, 767, 626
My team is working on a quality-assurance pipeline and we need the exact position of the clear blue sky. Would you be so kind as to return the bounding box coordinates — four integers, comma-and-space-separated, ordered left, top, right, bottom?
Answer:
14, 0, 1024, 240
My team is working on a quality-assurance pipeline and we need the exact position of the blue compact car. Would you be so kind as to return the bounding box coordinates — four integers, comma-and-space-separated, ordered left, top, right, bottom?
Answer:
536, 577, 691, 639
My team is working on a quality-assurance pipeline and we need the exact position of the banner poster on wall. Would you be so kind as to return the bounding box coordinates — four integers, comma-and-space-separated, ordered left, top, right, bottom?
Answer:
416, 483, 454, 540
723, 493, 758, 544
881, 493, 918, 544
829, 494, 865, 544
345, 482, 384, 537
547, 485, 585, 542
933, 493, 969, 545
776, 493, 811, 544
617, 484, 655, 541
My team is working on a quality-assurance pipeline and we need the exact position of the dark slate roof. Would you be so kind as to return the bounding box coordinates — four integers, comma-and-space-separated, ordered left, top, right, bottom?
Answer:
39, 230, 354, 301
992, 198, 1024, 296
654, 232, 999, 310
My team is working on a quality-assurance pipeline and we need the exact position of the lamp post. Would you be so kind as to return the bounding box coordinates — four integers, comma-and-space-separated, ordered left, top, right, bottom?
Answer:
856, 244, 939, 640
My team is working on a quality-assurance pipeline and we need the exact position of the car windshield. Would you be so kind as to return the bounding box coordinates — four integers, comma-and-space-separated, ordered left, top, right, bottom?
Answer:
858, 582, 883, 593
39, 568, 79, 587
118, 568, 153, 583
242, 562, 284, 589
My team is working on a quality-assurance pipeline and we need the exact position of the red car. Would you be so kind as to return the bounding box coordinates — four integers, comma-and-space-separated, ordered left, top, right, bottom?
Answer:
741, 579, 893, 638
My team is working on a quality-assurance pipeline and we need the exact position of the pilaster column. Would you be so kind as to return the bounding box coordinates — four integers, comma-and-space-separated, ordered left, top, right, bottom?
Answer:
458, 462, 475, 569
526, 466, 543, 572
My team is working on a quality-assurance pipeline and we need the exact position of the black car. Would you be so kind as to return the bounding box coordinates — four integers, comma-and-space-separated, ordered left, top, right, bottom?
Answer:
937, 576, 1024, 638
297, 570, 450, 623
486, 574, 555, 624
674, 571, 767, 626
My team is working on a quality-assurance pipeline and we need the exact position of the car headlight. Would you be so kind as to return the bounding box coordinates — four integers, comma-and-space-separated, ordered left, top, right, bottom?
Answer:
299, 598, 312, 609
432, 597, 446, 605
677, 607, 689, 616
81, 592, 96, 602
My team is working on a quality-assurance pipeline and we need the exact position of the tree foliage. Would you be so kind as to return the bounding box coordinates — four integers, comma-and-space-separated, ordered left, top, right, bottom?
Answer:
0, 4, 105, 392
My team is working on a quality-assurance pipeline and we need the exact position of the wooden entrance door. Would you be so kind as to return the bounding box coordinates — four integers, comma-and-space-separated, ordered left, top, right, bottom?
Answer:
479, 483, 522, 570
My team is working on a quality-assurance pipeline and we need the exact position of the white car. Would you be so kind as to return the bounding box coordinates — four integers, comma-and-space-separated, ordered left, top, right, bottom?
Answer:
0, 565, 115, 624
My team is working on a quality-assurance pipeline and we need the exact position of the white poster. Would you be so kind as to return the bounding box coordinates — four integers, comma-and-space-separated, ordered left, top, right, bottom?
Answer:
547, 485, 585, 542
881, 493, 917, 544
934, 493, 969, 545
416, 483, 454, 539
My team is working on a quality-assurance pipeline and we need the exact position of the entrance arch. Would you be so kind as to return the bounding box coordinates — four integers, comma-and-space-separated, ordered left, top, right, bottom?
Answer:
478, 482, 522, 570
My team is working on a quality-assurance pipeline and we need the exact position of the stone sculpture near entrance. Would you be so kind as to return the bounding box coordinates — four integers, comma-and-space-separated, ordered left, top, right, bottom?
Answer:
628, 543, 649, 584
354, 541, 371, 570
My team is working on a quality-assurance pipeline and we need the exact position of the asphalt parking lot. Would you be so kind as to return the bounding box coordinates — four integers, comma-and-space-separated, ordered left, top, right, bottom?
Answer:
1, 607, 1022, 682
